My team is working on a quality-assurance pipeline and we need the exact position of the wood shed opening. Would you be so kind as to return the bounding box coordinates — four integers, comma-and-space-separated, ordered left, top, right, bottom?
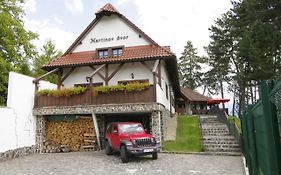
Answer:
103, 113, 151, 134
44, 115, 97, 153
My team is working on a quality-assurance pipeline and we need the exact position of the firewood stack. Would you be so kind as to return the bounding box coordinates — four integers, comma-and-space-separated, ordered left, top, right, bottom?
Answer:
45, 117, 96, 152
81, 133, 96, 151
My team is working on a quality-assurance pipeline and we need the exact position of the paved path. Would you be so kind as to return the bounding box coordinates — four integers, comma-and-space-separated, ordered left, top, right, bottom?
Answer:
165, 116, 177, 141
0, 151, 245, 175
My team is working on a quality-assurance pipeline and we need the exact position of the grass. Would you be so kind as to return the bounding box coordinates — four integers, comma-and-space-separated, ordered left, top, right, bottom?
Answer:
163, 115, 204, 152
228, 116, 241, 133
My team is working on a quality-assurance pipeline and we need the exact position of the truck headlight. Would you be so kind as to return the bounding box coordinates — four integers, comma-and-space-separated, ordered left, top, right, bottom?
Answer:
151, 138, 156, 145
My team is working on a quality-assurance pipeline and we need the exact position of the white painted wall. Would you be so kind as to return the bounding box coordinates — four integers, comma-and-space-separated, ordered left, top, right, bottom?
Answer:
110, 61, 153, 85
156, 61, 175, 113
0, 72, 56, 152
62, 61, 154, 88
73, 15, 151, 52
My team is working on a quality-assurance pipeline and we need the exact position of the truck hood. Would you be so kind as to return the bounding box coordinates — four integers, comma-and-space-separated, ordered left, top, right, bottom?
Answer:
120, 132, 153, 140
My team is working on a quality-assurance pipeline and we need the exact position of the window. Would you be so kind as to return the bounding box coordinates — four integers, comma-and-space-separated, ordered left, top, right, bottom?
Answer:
98, 50, 108, 58
112, 48, 123, 57
165, 83, 169, 99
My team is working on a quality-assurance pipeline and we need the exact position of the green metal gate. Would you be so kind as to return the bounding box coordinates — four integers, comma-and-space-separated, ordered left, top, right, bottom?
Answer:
241, 81, 281, 175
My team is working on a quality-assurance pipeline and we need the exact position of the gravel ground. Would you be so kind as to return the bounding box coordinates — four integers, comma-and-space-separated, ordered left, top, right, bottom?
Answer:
0, 151, 245, 175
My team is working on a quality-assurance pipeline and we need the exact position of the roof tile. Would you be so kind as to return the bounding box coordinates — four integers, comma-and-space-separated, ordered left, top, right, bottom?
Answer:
180, 87, 210, 102
43, 45, 175, 69
95, 3, 120, 15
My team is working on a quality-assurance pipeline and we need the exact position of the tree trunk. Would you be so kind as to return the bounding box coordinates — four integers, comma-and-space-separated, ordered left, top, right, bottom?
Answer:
250, 81, 254, 104
219, 80, 225, 109
203, 85, 207, 95
238, 81, 246, 117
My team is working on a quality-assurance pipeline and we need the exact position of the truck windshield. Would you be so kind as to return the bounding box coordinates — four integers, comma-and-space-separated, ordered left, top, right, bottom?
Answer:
119, 124, 144, 133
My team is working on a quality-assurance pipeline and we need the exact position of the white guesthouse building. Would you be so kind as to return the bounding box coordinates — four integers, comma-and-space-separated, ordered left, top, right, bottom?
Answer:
33, 3, 180, 151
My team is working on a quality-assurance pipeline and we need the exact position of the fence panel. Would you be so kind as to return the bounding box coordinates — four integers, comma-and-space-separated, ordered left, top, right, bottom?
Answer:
241, 80, 281, 175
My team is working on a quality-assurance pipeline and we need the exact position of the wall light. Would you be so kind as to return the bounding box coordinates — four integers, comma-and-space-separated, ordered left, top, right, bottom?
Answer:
131, 73, 134, 79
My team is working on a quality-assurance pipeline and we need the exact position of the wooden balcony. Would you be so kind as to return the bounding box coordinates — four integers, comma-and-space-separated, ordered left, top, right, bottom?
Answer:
34, 85, 155, 108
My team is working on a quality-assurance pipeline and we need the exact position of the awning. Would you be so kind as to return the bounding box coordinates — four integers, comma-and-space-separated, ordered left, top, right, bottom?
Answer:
207, 98, 230, 105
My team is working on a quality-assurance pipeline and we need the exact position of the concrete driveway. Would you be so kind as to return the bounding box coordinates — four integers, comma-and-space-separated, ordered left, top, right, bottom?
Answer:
0, 151, 245, 175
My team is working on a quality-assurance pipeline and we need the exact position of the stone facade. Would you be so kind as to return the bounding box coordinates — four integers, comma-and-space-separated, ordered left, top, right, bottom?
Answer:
36, 115, 47, 153
34, 103, 172, 152
33, 103, 166, 116
0, 146, 36, 162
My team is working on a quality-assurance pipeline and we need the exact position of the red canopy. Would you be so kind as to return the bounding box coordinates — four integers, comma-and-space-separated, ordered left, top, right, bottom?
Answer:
207, 98, 230, 105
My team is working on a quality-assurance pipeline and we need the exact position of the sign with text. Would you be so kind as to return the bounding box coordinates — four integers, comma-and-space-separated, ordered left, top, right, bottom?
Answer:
90, 35, 129, 44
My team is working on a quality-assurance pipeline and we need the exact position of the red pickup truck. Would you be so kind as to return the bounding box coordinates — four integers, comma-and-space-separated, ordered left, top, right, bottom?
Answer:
104, 122, 160, 163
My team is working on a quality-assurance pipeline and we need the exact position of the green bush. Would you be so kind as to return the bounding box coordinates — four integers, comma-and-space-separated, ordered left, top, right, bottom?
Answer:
93, 82, 150, 94
36, 86, 87, 97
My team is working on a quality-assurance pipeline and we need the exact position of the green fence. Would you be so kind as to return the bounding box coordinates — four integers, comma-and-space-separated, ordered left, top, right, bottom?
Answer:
241, 81, 281, 175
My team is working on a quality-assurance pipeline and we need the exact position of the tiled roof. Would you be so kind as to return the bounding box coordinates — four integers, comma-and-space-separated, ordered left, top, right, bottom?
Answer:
180, 87, 210, 102
95, 3, 120, 15
43, 45, 175, 69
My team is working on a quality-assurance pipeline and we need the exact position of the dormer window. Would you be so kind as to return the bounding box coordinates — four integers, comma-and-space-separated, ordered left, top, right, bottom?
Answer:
112, 48, 123, 57
98, 50, 108, 58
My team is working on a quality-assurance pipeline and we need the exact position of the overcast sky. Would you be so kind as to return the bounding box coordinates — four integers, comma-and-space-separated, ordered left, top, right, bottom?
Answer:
23, 0, 233, 57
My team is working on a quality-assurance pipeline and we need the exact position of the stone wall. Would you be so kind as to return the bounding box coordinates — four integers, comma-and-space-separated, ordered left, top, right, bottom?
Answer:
0, 146, 36, 162
33, 103, 166, 116
35, 116, 47, 153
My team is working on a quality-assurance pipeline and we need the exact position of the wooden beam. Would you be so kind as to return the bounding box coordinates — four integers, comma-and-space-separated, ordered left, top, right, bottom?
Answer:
89, 65, 106, 81
158, 60, 162, 87
89, 64, 105, 78
152, 59, 160, 73
33, 68, 59, 83
108, 63, 124, 81
61, 67, 75, 83
105, 64, 109, 85
57, 69, 63, 89
91, 113, 101, 150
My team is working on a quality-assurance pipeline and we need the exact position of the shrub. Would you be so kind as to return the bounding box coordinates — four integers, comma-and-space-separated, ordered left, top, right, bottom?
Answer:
36, 86, 87, 97
93, 82, 150, 95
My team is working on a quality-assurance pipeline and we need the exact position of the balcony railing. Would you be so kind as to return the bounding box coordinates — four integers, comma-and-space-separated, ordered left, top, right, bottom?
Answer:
34, 85, 155, 108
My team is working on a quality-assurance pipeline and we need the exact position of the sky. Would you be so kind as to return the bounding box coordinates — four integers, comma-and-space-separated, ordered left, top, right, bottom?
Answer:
23, 0, 233, 57
23, 0, 234, 112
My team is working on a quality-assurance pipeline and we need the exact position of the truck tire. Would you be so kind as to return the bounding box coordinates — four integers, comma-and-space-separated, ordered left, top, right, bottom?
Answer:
152, 152, 158, 160
105, 140, 113, 155
120, 145, 129, 163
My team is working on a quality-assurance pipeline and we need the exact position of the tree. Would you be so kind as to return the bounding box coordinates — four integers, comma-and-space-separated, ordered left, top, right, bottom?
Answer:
178, 41, 205, 90
205, 0, 281, 116
0, 0, 37, 105
33, 40, 62, 83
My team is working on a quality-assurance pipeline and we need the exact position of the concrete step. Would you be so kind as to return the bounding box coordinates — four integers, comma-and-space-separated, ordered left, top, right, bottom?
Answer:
201, 125, 228, 129
203, 140, 239, 145
202, 131, 230, 136
205, 152, 242, 156
202, 127, 229, 131
203, 135, 236, 139
205, 147, 241, 153
201, 122, 226, 125
204, 143, 240, 149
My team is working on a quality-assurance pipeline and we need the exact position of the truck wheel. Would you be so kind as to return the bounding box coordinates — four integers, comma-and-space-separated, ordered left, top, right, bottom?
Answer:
120, 145, 129, 163
105, 141, 113, 155
152, 152, 158, 160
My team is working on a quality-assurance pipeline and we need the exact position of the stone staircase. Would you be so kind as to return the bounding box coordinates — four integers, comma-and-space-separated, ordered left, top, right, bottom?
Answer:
200, 115, 241, 156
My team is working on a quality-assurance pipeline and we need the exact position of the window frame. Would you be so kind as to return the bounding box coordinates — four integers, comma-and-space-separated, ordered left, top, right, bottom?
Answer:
98, 49, 109, 59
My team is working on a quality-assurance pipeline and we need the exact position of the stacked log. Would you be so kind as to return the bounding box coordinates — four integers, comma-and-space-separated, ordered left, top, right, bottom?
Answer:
45, 117, 96, 152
